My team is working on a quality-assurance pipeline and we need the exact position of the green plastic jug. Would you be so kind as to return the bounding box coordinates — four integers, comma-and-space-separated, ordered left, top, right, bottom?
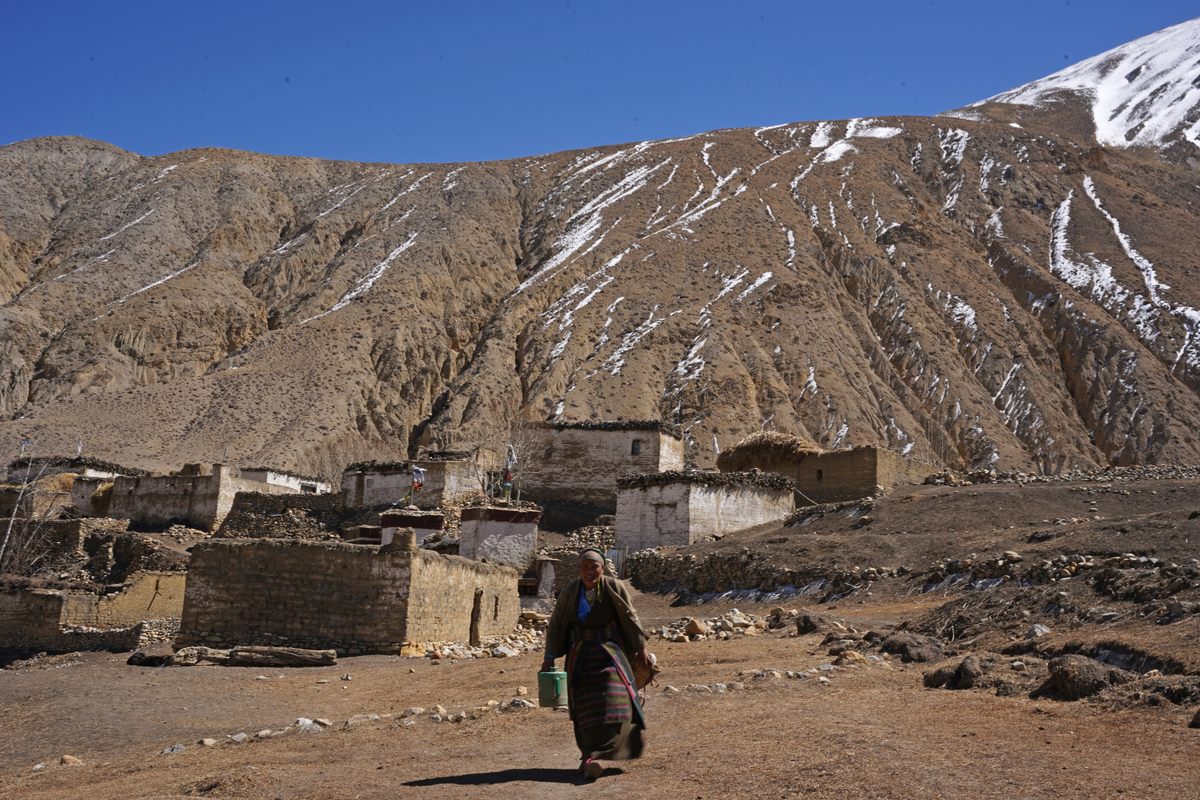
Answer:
538, 670, 568, 707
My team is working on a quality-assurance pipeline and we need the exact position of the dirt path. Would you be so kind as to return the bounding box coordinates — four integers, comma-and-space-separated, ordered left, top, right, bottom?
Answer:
2, 600, 1198, 800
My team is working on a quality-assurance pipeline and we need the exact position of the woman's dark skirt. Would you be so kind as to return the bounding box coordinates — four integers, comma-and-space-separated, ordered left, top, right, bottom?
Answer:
567, 639, 645, 760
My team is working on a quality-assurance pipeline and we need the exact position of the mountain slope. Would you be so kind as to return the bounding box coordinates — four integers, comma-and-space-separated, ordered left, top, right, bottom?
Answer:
1, 21, 1199, 477
974, 17, 1200, 151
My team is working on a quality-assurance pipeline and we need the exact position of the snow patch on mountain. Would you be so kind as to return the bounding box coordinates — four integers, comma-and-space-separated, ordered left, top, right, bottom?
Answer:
979, 17, 1200, 149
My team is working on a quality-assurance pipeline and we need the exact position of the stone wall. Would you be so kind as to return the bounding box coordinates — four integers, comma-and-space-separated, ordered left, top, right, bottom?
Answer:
216, 491, 342, 539
615, 479, 793, 551
520, 426, 685, 523
178, 538, 518, 655
458, 507, 542, 569
0, 571, 186, 653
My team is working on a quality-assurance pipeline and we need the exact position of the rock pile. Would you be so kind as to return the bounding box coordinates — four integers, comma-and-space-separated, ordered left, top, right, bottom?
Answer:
425, 627, 544, 661
1032, 654, 1135, 700
652, 608, 775, 642
626, 547, 893, 600
930, 465, 1200, 487
537, 526, 615, 568
924, 550, 1200, 595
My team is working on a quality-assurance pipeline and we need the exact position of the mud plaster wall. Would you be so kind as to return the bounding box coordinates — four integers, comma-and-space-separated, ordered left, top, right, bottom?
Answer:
521, 429, 684, 511
405, 551, 518, 645
59, 571, 186, 628
615, 483, 793, 551
381, 511, 444, 545
178, 540, 517, 654
615, 483, 690, 550
721, 447, 930, 503
238, 470, 331, 493
0, 571, 185, 652
108, 467, 299, 531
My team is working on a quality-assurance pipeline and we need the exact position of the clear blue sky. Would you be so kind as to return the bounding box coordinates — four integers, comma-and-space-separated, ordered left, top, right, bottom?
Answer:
2, 1, 1195, 165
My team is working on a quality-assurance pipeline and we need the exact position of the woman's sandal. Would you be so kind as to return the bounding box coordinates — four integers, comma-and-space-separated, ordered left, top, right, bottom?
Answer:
580, 757, 603, 780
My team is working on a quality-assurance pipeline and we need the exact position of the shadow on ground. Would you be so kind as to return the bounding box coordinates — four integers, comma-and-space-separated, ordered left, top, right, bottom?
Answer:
402, 767, 625, 786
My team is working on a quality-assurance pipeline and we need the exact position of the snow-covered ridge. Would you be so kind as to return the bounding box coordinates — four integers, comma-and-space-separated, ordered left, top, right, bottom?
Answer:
976, 17, 1200, 149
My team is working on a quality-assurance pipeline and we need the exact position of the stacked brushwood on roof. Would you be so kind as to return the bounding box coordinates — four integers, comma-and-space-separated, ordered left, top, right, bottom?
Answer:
616, 470, 794, 491
239, 466, 327, 483
715, 431, 824, 472
414, 449, 477, 462
343, 460, 410, 473
545, 419, 682, 436
6, 456, 148, 479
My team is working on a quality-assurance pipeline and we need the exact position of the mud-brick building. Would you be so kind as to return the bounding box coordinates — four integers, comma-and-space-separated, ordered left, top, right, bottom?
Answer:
86, 464, 309, 532
177, 535, 519, 654
716, 433, 931, 503
341, 452, 484, 510
519, 421, 686, 529
615, 471, 794, 552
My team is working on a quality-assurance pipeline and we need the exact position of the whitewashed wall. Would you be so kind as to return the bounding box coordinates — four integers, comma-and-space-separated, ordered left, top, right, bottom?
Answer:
687, 485, 793, 540
616, 482, 793, 551
459, 516, 539, 570
614, 483, 691, 551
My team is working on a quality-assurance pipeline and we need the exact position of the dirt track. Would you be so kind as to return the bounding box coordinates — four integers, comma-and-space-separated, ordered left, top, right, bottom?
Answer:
2, 594, 1197, 800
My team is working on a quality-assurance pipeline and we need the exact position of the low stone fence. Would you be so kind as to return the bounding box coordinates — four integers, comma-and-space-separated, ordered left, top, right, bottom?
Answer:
624, 548, 883, 600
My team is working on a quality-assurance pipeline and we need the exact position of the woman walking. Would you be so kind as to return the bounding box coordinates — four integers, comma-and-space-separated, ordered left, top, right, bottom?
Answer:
540, 548, 650, 780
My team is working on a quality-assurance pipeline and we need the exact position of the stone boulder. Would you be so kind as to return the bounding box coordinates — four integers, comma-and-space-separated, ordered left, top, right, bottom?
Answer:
881, 632, 943, 663
1032, 655, 1134, 700
923, 655, 985, 690
795, 612, 847, 635
127, 643, 175, 667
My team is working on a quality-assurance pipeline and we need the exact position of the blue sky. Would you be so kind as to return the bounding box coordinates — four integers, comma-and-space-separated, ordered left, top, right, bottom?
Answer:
2, 1, 1195, 164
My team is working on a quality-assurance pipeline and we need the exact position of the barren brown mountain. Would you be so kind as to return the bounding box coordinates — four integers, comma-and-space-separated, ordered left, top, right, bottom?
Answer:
2, 20, 1199, 477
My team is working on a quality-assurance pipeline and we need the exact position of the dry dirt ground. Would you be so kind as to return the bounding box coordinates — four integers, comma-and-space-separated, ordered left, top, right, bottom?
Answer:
1, 592, 1197, 800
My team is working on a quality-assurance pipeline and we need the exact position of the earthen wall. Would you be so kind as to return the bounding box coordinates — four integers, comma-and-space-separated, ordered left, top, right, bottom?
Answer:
0, 570, 185, 653
177, 538, 518, 655
687, 484, 794, 539
341, 460, 481, 510
405, 551, 518, 645
109, 466, 298, 531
